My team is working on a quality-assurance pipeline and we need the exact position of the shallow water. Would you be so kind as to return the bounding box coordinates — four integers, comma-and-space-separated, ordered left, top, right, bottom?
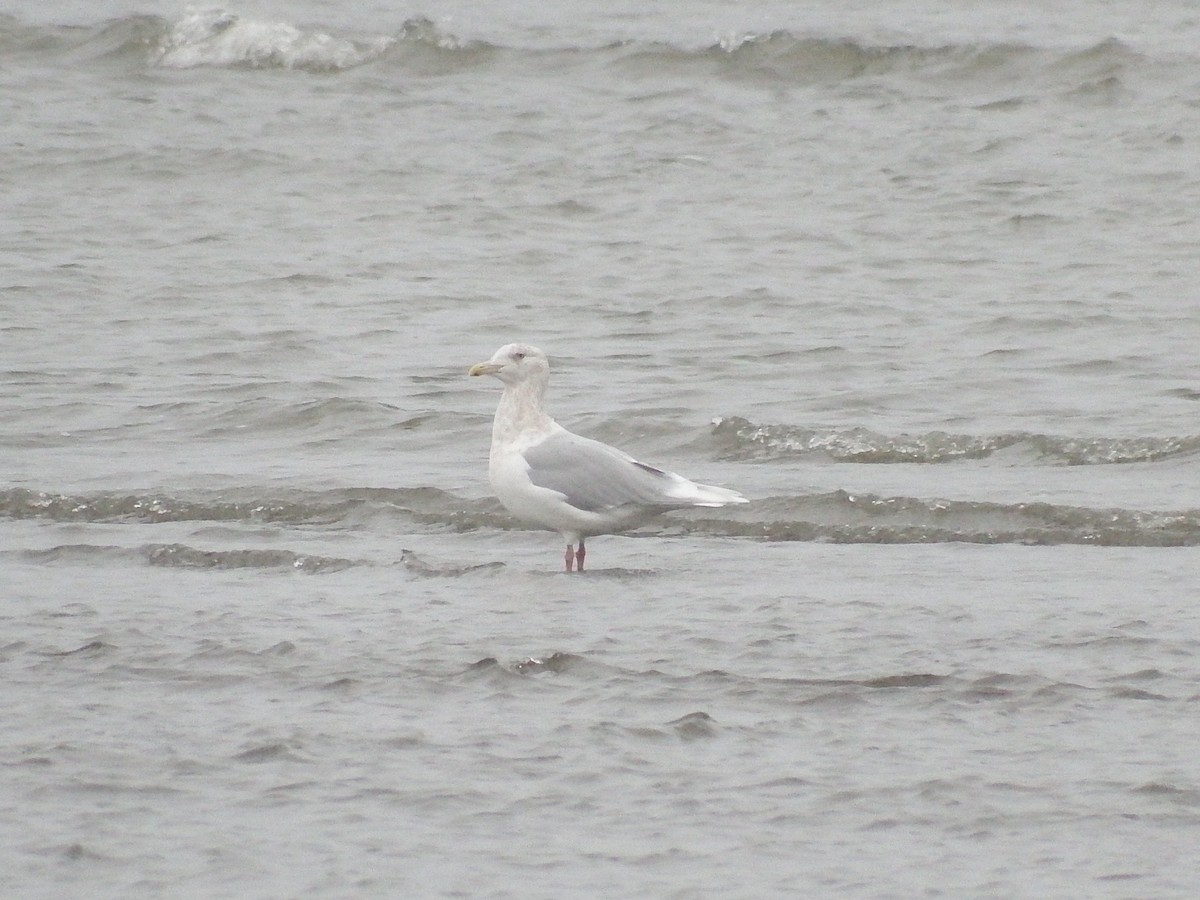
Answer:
3, 2, 1199, 896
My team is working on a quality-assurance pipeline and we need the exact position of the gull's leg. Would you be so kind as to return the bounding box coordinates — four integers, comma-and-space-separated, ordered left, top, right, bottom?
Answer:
575, 540, 585, 572
564, 544, 575, 572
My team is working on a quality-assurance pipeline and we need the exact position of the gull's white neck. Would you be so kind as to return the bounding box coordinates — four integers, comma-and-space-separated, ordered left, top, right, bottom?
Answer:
491, 371, 555, 448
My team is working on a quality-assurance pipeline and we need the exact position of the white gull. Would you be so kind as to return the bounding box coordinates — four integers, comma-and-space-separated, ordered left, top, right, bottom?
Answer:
468, 343, 747, 572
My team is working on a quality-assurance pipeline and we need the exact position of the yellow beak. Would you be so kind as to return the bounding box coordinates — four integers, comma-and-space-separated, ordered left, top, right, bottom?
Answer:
468, 361, 502, 376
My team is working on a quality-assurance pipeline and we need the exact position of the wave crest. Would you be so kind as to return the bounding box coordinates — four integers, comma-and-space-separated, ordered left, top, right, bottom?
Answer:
154, 9, 395, 71
0, 486, 478, 526
2, 10, 1153, 85
678, 489, 1200, 547
713, 417, 1200, 465
4, 486, 1197, 547
26, 542, 357, 572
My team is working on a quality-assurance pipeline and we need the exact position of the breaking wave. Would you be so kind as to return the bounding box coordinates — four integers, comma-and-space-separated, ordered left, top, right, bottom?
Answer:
3, 486, 1197, 547
0, 10, 1166, 85
152, 9, 396, 71
676, 490, 1200, 547
24, 542, 358, 573
713, 417, 1200, 466
0, 486, 498, 529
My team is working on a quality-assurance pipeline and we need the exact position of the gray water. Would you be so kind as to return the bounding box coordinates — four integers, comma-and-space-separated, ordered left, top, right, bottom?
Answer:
3, 1, 1200, 897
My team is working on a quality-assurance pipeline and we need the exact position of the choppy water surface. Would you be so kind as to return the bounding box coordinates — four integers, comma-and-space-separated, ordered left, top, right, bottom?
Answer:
3, 2, 1199, 897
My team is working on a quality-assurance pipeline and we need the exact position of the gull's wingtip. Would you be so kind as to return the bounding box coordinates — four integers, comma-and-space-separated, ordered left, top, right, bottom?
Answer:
686, 482, 749, 506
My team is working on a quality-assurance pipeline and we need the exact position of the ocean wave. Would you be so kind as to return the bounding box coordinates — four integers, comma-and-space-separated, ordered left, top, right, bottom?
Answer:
2, 397, 455, 450
1, 11, 1160, 85
147, 11, 505, 72
193, 396, 416, 438
144, 17, 1151, 89
464, 660, 1167, 712
712, 417, 1200, 465
3, 486, 1197, 547
153, 9, 395, 71
693, 31, 1145, 87
24, 542, 357, 573
675, 489, 1200, 547
0, 486, 491, 527
0, 10, 398, 71
144, 542, 356, 572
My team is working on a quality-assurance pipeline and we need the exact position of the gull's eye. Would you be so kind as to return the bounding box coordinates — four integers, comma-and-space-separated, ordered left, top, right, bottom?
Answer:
512, 352, 526, 361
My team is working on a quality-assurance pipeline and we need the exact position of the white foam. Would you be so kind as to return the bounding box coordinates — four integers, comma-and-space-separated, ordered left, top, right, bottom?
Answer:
156, 9, 392, 71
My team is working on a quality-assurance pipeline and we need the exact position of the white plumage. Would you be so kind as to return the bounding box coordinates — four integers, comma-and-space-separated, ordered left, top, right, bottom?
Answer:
469, 343, 747, 571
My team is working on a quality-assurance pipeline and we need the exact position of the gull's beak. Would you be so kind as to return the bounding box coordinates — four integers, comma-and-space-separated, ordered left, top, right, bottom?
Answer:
469, 361, 502, 377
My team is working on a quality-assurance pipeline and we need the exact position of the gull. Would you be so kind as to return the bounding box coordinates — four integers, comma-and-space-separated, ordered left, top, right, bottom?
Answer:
468, 343, 747, 572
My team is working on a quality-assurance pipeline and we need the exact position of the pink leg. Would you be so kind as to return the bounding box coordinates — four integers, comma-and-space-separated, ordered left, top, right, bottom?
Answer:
564, 544, 575, 572
575, 541, 585, 572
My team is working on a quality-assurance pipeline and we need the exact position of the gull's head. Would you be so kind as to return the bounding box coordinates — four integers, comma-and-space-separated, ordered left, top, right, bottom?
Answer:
468, 343, 549, 385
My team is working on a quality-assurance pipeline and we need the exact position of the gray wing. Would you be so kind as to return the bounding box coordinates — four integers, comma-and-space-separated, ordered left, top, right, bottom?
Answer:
523, 431, 683, 513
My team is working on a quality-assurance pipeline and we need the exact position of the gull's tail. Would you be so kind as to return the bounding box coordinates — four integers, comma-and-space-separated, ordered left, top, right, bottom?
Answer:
623, 455, 748, 509
669, 477, 749, 508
